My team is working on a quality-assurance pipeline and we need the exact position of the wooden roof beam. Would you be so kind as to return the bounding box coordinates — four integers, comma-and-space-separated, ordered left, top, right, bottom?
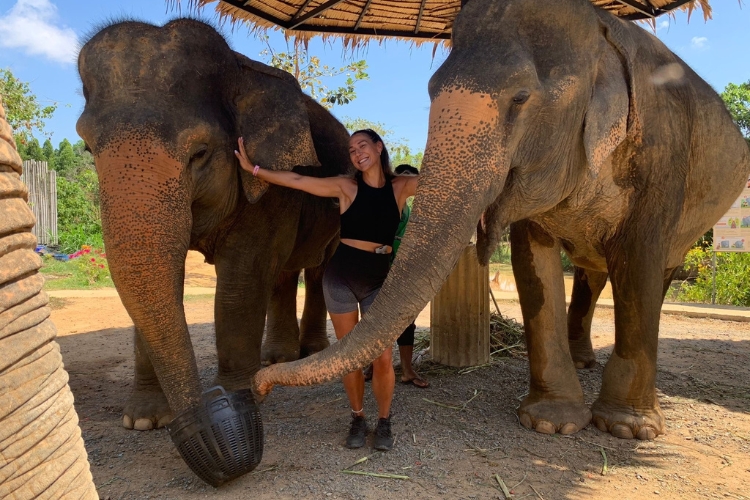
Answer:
355, 0, 373, 31
289, 0, 348, 30
289, 24, 451, 40
291, 0, 315, 22
221, 0, 291, 27
415, 0, 427, 34
615, 0, 656, 17
618, 0, 697, 20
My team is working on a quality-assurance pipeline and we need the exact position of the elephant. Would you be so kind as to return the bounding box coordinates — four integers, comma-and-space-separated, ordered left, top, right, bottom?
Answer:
76, 19, 351, 431
0, 100, 97, 496
253, 0, 750, 441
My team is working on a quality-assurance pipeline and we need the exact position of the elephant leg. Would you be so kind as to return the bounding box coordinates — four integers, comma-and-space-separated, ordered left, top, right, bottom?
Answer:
299, 244, 334, 358
261, 270, 302, 365
591, 232, 670, 440
567, 266, 608, 369
122, 328, 172, 430
213, 234, 288, 392
511, 220, 591, 435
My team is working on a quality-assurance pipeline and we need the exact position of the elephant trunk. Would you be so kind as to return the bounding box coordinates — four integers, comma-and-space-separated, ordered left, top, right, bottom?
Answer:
254, 89, 506, 391
0, 101, 97, 497
97, 140, 201, 415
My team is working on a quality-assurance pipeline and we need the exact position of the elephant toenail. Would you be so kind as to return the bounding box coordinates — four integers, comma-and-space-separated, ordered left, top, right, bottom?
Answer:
134, 418, 155, 431
559, 423, 578, 435
637, 427, 657, 440
535, 421, 556, 435
593, 417, 608, 433
519, 413, 533, 430
157, 415, 173, 428
123, 415, 134, 429
611, 423, 634, 439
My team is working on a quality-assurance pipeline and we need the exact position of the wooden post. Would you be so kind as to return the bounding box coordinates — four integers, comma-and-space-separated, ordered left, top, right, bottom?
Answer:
430, 244, 490, 367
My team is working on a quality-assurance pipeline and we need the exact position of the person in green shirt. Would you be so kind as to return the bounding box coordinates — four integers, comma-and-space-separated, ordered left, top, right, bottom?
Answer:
392, 164, 429, 388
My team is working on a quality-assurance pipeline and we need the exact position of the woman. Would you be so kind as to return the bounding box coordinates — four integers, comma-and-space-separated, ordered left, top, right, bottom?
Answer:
235, 129, 417, 451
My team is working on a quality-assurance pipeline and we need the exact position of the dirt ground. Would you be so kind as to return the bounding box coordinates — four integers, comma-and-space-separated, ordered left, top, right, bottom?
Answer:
49, 252, 750, 499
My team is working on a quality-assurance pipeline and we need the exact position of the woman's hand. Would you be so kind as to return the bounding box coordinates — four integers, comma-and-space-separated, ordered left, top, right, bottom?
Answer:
235, 137, 259, 175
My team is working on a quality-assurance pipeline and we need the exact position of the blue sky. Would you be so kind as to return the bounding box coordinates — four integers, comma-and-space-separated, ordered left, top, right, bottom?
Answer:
1, 0, 749, 151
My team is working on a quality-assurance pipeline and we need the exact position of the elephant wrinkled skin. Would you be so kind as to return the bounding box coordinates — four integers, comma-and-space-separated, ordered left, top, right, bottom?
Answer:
254, 0, 750, 441
0, 100, 97, 497
76, 19, 350, 429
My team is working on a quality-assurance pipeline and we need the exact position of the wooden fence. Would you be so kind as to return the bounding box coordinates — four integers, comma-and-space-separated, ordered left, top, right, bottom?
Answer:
20, 160, 58, 246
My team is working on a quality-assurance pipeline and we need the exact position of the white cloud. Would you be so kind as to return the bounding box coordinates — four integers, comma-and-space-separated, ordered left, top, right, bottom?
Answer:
690, 36, 708, 50
0, 0, 78, 65
657, 20, 670, 31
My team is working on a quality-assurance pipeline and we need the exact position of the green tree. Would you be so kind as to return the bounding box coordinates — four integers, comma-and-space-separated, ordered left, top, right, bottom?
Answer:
0, 69, 57, 143
261, 37, 369, 109
721, 80, 750, 142
42, 139, 56, 166
342, 117, 423, 168
55, 139, 78, 176
18, 137, 45, 161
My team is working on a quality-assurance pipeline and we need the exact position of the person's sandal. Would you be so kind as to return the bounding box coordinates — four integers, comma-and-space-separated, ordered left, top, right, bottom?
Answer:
373, 416, 394, 451
345, 415, 368, 449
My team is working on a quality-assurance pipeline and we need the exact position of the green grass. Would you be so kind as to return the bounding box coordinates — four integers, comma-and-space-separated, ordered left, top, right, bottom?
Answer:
183, 294, 215, 302
488, 262, 514, 276
40, 255, 114, 290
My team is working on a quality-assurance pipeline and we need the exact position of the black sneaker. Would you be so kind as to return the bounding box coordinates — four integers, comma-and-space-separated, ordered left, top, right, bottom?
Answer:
345, 415, 368, 449
373, 416, 394, 451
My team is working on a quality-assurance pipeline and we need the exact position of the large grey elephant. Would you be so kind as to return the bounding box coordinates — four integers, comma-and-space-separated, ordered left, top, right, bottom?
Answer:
76, 19, 350, 431
254, 0, 750, 441
0, 101, 97, 496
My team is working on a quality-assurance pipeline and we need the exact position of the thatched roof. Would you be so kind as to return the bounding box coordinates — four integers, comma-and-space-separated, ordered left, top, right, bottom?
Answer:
181, 0, 712, 46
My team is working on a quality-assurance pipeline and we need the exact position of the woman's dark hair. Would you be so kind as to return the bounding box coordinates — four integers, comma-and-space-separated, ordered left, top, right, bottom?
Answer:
351, 128, 393, 180
395, 164, 419, 176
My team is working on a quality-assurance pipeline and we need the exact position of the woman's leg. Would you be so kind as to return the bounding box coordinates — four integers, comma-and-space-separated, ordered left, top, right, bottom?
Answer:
371, 346, 395, 418
330, 311, 364, 414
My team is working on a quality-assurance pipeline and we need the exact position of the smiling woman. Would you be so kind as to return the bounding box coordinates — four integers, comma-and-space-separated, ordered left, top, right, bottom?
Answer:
236, 127, 417, 451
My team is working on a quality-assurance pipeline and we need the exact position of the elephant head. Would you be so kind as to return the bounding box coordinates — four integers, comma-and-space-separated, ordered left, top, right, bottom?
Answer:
76, 19, 328, 417
0, 99, 97, 496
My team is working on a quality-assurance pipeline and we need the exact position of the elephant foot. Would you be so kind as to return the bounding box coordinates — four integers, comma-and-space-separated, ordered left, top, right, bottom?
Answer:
214, 368, 256, 393
591, 399, 665, 440
261, 342, 300, 366
517, 398, 592, 435
123, 388, 172, 431
299, 335, 330, 358
568, 339, 597, 369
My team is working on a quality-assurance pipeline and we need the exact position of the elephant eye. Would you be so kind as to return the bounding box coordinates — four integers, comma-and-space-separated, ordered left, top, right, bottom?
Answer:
512, 91, 530, 105
189, 146, 209, 164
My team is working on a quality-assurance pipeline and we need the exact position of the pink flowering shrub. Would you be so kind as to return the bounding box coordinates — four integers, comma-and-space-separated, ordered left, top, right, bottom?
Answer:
70, 246, 110, 285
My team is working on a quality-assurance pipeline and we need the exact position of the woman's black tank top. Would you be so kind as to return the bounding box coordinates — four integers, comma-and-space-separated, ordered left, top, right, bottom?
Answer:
340, 175, 401, 246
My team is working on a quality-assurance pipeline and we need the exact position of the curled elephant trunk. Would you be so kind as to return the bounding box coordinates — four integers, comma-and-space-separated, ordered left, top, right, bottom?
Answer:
0, 101, 97, 497
254, 89, 507, 392
97, 141, 201, 415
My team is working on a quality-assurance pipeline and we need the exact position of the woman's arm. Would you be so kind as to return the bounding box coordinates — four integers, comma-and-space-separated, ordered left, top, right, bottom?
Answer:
235, 137, 347, 199
393, 175, 419, 209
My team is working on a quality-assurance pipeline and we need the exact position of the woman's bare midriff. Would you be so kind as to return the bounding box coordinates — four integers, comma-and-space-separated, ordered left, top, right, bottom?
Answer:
340, 239, 392, 254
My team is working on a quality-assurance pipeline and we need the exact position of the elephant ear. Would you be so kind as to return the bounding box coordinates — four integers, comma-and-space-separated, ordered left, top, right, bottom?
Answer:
302, 94, 353, 178
233, 52, 320, 203
584, 11, 642, 173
